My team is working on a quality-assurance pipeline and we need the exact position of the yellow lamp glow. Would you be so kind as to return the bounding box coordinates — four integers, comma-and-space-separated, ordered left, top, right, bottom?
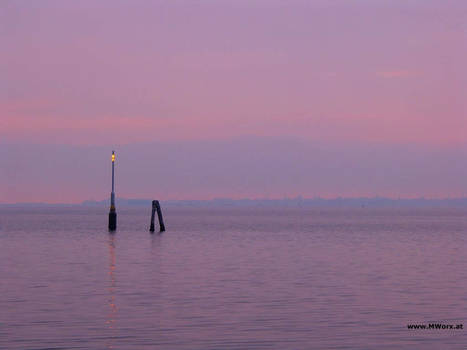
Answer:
112, 153, 115, 162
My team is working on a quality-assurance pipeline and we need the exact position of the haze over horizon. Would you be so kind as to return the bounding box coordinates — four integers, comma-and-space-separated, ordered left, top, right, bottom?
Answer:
1, 0, 466, 203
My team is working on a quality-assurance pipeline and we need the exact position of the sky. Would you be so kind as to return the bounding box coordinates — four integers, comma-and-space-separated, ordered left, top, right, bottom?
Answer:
1, 0, 466, 203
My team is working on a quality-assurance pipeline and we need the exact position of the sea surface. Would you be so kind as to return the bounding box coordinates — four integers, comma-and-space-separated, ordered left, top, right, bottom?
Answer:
0, 207, 466, 349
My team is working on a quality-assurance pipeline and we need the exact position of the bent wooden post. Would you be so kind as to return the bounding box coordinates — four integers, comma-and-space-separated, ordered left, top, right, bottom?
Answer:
150, 200, 165, 232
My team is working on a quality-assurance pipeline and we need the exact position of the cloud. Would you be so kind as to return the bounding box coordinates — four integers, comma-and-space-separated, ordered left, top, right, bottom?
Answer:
376, 70, 419, 78
1, 138, 467, 203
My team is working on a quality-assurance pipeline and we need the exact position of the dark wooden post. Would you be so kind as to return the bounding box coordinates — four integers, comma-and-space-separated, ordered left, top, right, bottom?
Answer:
150, 200, 165, 232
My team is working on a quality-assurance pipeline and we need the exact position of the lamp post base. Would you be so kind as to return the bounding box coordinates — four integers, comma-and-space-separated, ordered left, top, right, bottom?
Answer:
108, 211, 117, 231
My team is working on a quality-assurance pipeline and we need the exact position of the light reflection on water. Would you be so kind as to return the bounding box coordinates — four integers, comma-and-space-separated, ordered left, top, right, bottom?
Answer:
106, 234, 117, 349
0, 207, 466, 349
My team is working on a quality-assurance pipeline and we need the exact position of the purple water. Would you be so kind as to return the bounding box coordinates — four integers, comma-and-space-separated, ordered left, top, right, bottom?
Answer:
1, 207, 466, 349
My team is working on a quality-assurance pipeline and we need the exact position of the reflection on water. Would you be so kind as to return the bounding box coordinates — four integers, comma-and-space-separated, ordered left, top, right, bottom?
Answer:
0, 207, 466, 350
106, 234, 117, 349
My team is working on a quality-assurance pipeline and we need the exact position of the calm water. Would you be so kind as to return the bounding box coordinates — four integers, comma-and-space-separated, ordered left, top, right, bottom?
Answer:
0, 207, 466, 349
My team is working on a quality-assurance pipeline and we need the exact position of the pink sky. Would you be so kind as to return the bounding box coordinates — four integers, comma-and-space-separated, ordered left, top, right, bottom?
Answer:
1, 0, 466, 203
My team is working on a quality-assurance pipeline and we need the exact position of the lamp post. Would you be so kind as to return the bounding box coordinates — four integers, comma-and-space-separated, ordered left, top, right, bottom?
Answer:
108, 151, 117, 231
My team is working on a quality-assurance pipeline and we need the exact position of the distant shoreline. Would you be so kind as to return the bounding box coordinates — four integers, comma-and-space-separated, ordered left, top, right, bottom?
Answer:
2, 197, 467, 208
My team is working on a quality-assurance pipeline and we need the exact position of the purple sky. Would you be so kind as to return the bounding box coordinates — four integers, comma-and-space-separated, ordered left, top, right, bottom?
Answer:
1, 0, 466, 203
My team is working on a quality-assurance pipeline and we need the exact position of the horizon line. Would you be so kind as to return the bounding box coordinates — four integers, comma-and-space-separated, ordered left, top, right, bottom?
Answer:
2, 196, 467, 206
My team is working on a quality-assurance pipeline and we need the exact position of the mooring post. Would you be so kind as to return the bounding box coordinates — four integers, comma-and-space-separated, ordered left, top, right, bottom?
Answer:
150, 200, 165, 232
108, 151, 117, 231
149, 201, 156, 232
